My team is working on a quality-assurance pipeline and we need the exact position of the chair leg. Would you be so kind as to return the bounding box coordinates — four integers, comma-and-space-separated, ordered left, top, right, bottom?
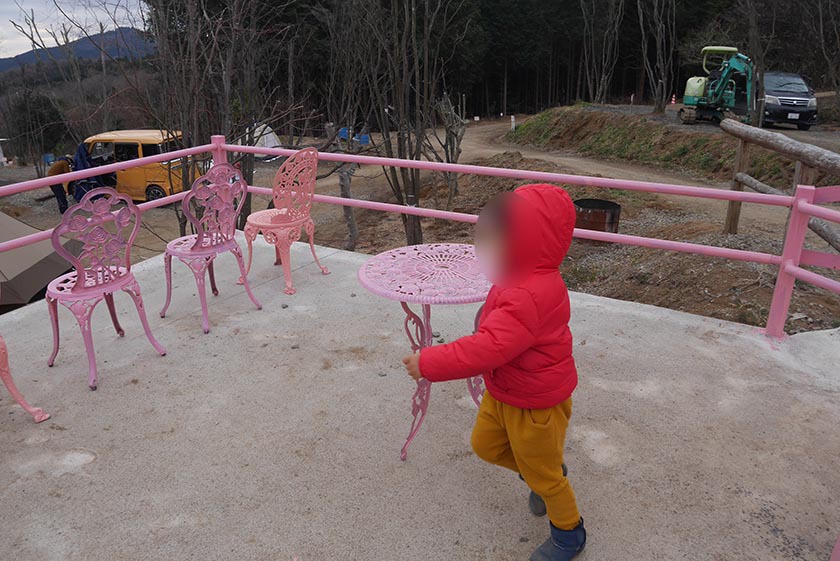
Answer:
238, 225, 257, 285
207, 258, 219, 296
306, 220, 330, 275
104, 293, 125, 337
185, 258, 212, 334
0, 337, 50, 423
123, 280, 167, 356
47, 297, 60, 367
160, 252, 173, 318
67, 299, 101, 390
231, 246, 262, 311
275, 241, 296, 295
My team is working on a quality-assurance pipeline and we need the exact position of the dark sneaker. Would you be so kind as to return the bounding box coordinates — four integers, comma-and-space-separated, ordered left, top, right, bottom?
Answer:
530, 519, 587, 561
529, 491, 547, 517
520, 464, 568, 517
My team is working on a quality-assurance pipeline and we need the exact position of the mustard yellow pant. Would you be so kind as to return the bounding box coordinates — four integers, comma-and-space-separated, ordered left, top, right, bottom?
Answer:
471, 392, 581, 530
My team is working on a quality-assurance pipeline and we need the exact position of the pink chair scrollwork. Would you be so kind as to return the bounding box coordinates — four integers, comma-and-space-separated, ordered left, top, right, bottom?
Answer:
46, 187, 166, 390
242, 148, 329, 295
0, 336, 50, 422
160, 163, 262, 333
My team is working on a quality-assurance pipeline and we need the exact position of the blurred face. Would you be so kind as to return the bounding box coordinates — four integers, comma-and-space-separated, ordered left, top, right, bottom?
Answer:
475, 203, 506, 283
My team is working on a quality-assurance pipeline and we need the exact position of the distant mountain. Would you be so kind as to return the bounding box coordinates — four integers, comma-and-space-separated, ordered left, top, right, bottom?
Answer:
0, 27, 155, 74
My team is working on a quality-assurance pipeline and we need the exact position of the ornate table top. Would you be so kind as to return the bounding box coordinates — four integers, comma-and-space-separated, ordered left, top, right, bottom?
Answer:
358, 243, 491, 305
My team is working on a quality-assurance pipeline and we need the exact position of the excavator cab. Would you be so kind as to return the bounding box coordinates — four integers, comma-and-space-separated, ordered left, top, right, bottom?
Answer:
680, 46, 755, 125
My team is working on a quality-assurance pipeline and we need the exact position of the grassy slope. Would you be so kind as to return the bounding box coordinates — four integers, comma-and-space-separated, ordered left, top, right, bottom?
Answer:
507, 107, 811, 187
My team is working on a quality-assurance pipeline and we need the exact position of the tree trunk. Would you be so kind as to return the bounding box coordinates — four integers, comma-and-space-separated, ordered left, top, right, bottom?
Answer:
338, 165, 359, 251
503, 59, 508, 116
403, 213, 423, 246
287, 39, 295, 145
238, 152, 255, 231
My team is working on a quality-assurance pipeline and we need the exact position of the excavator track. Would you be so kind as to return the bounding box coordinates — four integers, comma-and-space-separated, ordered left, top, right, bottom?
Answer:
679, 107, 697, 125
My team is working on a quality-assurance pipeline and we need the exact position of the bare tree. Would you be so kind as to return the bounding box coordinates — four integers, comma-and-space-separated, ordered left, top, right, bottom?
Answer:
349, 0, 472, 245
636, 0, 677, 113
10, 9, 110, 142
735, 0, 777, 125
580, 0, 625, 104
805, 0, 840, 112
46, 0, 300, 227
424, 92, 467, 208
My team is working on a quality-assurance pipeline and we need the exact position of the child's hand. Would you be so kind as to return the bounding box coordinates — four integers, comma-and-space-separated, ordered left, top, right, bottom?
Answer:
402, 353, 423, 381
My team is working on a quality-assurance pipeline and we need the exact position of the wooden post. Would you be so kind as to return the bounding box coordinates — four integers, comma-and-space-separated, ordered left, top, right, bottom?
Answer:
724, 139, 751, 234
793, 161, 817, 191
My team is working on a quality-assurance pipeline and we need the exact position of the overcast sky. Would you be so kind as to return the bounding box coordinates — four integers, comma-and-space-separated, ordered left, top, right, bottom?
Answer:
0, 1, 141, 58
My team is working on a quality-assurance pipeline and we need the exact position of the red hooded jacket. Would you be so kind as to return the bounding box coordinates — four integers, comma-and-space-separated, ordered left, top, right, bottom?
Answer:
418, 184, 578, 409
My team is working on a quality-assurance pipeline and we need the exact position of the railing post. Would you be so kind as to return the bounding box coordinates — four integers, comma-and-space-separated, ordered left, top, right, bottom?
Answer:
211, 135, 228, 165
764, 184, 816, 338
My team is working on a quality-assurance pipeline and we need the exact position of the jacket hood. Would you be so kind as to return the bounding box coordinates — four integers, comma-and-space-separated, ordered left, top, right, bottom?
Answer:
505, 184, 576, 274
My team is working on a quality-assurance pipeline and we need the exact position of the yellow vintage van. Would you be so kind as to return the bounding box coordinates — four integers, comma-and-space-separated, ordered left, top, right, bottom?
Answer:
84, 130, 185, 201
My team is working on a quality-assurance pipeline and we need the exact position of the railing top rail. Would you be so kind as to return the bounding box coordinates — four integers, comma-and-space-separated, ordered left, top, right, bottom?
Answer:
0, 190, 189, 253
720, 119, 840, 176
814, 185, 840, 204
247, 184, 780, 266
226, 143, 793, 207
0, 144, 214, 199
798, 200, 840, 225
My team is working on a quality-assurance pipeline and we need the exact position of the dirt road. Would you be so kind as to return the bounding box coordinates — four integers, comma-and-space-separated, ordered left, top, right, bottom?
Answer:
460, 120, 796, 239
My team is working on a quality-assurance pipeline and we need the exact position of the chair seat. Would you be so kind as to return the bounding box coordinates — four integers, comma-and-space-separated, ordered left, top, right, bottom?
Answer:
47, 268, 134, 300
246, 208, 305, 230
166, 234, 237, 258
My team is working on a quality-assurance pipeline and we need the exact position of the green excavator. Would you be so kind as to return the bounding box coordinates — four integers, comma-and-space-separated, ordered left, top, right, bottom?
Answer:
679, 46, 756, 125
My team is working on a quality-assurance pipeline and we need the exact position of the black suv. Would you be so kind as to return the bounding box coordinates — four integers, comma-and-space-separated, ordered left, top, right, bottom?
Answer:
762, 72, 818, 130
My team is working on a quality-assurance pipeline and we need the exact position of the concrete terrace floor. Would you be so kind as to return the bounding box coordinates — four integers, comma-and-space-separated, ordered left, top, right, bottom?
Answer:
1, 237, 839, 561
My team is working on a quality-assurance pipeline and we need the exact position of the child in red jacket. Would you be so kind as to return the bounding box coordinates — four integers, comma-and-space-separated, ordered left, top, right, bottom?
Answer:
403, 184, 585, 561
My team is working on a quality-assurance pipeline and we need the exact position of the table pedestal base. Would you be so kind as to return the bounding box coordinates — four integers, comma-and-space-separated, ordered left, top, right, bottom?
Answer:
400, 302, 483, 461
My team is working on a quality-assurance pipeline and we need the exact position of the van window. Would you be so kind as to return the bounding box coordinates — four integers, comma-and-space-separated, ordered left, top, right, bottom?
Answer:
115, 143, 139, 162
89, 141, 114, 163
142, 141, 178, 159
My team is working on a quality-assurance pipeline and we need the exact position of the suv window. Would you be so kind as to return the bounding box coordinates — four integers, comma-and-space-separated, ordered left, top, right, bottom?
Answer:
765, 74, 810, 95
114, 143, 139, 162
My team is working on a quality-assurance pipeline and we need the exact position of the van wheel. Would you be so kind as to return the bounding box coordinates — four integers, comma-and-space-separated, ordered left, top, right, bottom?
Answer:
797, 124, 811, 131
146, 185, 167, 201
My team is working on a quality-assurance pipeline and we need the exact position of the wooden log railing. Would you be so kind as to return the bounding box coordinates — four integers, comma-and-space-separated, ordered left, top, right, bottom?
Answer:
720, 119, 840, 252
733, 172, 840, 252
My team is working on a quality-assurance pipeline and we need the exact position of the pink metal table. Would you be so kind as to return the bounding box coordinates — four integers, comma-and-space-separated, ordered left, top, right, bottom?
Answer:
358, 243, 491, 460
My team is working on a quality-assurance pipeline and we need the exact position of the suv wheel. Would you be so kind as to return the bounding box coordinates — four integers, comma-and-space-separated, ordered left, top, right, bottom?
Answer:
146, 185, 167, 201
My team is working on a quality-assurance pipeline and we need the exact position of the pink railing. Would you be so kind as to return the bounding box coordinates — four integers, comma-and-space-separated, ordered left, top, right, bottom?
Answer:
2, 134, 839, 338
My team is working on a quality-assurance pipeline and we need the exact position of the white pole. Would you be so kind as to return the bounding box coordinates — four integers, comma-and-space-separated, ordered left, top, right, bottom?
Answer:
511, 115, 516, 131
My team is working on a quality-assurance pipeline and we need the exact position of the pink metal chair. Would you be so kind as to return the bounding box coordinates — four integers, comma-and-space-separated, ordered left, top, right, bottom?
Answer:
46, 187, 166, 390
243, 148, 329, 295
1, 335, 50, 422
160, 163, 262, 333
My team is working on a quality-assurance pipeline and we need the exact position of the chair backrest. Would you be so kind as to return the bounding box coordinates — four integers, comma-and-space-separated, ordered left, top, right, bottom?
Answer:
272, 147, 318, 223
52, 187, 140, 292
183, 163, 248, 251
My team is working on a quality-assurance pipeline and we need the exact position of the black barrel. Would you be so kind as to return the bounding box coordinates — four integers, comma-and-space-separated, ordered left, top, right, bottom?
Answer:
573, 199, 621, 234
